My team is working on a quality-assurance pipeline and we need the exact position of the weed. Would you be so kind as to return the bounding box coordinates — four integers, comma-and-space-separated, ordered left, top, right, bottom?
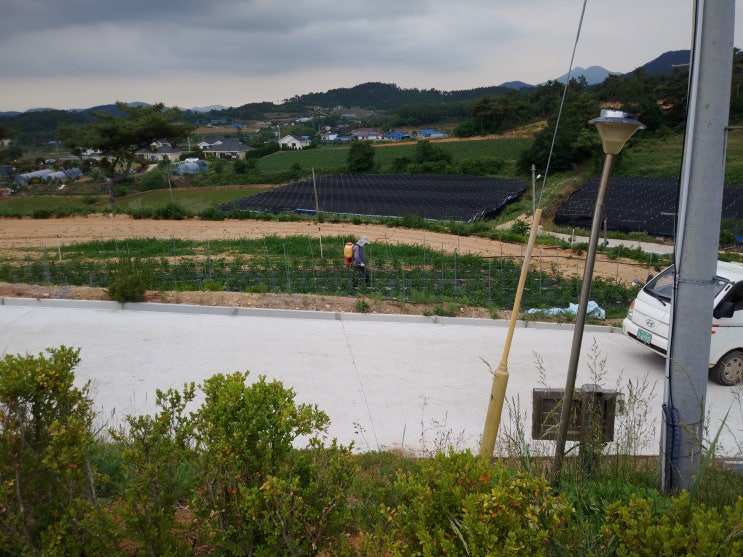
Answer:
433, 303, 458, 317
202, 279, 224, 291
418, 396, 465, 457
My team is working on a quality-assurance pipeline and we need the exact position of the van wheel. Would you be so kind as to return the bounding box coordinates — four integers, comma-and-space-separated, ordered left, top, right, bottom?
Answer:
712, 350, 743, 386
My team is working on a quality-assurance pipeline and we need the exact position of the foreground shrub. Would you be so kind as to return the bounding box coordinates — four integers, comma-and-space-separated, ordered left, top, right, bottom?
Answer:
110, 385, 198, 556
601, 491, 743, 556
361, 449, 576, 556
0, 347, 119, 554
190, 372, 357, 555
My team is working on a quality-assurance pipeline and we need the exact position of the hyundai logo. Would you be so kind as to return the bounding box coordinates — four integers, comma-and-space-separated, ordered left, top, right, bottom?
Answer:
645, 319, 656, 329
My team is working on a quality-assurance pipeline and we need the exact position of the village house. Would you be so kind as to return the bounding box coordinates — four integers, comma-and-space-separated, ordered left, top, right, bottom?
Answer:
351, 129, 383, 141
278, 134, 312, 150
416, 129, 448, 139
382, 131, 411, 141
198, 138, 254, 159
135, 140, 182, 163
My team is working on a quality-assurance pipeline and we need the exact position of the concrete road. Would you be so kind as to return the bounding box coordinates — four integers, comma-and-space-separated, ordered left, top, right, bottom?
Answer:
1, 298, 740, 458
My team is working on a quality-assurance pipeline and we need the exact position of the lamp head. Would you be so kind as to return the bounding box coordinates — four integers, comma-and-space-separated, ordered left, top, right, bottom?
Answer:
589, 109, 645, 155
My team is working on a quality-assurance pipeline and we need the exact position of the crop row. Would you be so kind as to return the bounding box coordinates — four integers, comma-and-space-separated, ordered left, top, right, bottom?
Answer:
0, 235, 637, 316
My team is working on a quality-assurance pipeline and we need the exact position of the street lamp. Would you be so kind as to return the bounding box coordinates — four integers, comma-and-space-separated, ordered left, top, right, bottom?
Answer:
552, 109, 645, 482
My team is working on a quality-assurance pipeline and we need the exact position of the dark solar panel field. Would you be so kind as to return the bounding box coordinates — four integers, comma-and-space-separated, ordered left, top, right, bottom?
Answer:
554, 176, 743, 236
218, 174, 526, 222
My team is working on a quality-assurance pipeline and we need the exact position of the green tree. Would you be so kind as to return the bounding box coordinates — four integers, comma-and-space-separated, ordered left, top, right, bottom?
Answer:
518, 91, 599, 173
233, 157, 256, 175
407, 139, 454, 173
0, 123, 20, 142
413, 140, 452, 164
0, 123, 22, 165
346, 139, 377, 173
59, 102, 194, 208
0, 144, 23, 165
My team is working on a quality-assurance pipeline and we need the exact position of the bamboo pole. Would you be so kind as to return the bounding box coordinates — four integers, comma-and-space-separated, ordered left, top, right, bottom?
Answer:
480, 209, 542, 457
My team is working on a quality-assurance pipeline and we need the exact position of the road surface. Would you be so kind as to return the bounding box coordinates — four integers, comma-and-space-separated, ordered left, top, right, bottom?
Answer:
1, 298, 740, 459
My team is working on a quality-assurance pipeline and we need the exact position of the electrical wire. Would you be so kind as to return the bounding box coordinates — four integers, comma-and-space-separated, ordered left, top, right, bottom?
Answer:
340, 321, 380, 451
536, 0, 589, 209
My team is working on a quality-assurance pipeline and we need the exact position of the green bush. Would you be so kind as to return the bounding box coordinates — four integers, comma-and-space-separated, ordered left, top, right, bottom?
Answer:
190, 372, 356, 555
106, 259, 147, 302
201, 279, 224, 291
153, 202, 189, 220
198, 206, 226, 220
110, 385, 198, 555
128, 207, 155, 219
457, 157, 505, 176
601, 492, 743, 556
31, 208, 52, 218
510, 219, 530, 235
362, 450, 576, 556
135, 169, 167, 191
0, 347, 118, 554
113, 184, 129, 198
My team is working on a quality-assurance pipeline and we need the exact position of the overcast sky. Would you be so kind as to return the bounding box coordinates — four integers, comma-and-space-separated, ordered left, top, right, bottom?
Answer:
1, 1, 741, 112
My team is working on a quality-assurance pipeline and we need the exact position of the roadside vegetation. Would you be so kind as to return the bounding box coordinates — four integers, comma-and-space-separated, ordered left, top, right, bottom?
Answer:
1, 348, 741, 556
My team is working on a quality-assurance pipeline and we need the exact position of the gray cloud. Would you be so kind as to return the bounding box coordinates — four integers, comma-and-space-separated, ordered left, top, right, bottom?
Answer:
1, 0, 740, 111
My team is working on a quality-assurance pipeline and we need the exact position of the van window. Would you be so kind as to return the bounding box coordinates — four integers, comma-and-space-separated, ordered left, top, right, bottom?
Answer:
644, 264, 730, 303
644, 265, 675, 302
721, 283, 743, 311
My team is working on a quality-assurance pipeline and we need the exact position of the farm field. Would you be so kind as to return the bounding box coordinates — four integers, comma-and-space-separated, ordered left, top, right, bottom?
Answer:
0, 214, 654, 320
255, 137, 531, 175
221, 174, 526, 222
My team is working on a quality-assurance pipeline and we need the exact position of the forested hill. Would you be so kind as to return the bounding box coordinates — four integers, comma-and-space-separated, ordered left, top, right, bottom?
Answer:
280, 82, 520, 111
8, 48, 743, 149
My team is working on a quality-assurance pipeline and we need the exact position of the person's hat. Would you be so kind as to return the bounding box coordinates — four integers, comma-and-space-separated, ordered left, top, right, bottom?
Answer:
357, 236, 370, 246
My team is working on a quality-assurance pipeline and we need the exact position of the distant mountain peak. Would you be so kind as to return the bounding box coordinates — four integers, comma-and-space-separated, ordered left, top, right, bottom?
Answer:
550, 65, 616, 86
190, 105, 227, 113
629, 50, 690, 76
498, 80, 533, 91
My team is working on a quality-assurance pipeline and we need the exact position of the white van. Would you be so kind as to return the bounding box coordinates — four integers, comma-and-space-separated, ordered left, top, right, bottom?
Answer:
622, 260, 743, 386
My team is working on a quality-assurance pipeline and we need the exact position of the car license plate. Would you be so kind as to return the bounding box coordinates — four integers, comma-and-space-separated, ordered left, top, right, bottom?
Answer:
637, 329, 652, 344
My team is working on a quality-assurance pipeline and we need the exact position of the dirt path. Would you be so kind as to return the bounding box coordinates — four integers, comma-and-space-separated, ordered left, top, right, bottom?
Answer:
0, 214, 653, 317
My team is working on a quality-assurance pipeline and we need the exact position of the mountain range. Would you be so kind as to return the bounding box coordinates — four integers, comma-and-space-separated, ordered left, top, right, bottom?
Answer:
0, 50, 691, 118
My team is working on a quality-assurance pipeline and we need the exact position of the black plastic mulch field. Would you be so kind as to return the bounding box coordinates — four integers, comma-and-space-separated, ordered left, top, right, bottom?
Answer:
218, 174, 526, 222
554, 176, 743, 236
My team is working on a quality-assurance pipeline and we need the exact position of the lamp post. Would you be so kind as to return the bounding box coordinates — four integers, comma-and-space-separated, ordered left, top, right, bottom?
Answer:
552, 109, 645, 483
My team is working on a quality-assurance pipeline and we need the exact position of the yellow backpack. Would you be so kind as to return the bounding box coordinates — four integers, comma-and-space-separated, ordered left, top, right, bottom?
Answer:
344, 242, 354, 264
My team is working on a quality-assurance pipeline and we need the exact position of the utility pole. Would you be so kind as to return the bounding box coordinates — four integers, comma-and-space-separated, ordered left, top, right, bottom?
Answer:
661, 0, 734, 492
